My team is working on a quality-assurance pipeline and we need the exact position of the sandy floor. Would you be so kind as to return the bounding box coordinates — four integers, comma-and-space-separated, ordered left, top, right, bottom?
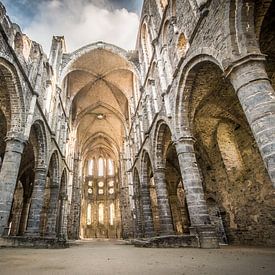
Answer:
0, 239, 274, 275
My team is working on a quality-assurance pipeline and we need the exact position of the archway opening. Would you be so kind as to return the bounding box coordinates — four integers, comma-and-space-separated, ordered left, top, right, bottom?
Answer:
9, 136, 35, 236
156, 123, 190, 235
185, 61, 273, 245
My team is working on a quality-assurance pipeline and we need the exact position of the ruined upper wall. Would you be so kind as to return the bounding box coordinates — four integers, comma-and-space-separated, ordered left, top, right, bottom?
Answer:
137, 0, 264, 75
0, 2, 48, 85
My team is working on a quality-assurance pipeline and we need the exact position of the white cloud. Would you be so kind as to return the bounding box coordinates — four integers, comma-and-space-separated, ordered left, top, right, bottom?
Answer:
24, 0, 140, 55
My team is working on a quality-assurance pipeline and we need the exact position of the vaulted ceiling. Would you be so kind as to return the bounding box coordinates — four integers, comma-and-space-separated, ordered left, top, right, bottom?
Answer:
63, 45, 137, 162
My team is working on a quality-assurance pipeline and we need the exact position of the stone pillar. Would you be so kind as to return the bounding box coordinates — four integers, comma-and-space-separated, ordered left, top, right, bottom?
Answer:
154, 167, 174, 235
68, 157, 81, 239
0, 135, 25, 236
45, 183, 59, 237
25, 166, 47, 236
140, 180, 154, 237
228, 58, 275, 188
169, 193, 181, 233
133, 194, 143, 238
18, 196, 31, 235
174, 136, 219, 248
142, 101, 149, 134
57, 193, 68, 239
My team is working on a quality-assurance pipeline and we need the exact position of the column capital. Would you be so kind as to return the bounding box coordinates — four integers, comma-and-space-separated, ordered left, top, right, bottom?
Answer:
4, 132, 27, 154
154, 166, 166, 173
5, 131, 27, 143
224, 54, 270, 93
173, 135, 196, 146
224, 53, 266, 77
34, 166, 47, 173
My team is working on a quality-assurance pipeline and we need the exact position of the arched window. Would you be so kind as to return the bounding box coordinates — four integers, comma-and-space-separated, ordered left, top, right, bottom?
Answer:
109, 203, 115, 225
45, 82, 53, 113
177, 33, 189, 57
172, 0, 176, 16
108, 159, 114, 176
156, 0, 168, 14
141, 23, 152, 70
98, 158, 104, 177
87, 204, 92, 225
87, 159, 94, 176
162, 21, 173, 83
98, 203, 104, 224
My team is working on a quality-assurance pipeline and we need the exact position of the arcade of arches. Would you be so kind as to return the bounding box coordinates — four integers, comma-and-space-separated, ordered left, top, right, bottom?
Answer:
0, 0, 274, 249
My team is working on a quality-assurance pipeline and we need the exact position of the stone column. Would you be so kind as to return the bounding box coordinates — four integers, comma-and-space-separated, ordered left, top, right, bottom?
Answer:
57, 193, 68, 240
154, 167, 174, 235
133, 194, 143, 238
0, 134, 26, 236
62, 197, 69, 239
68, 157, 81, 239
25, 166, 47, 236
142, 101, 149, 134
18, 196, 31, 235
174, 136, 219, 248
45, 183, 59, 237
140, 180, 154, 237
228, 57, 275, 188
169, 193, 181, 233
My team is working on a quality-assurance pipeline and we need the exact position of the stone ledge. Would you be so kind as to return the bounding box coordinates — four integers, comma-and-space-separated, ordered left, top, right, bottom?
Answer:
0, 236, 69, 249
131, 234, 199, 248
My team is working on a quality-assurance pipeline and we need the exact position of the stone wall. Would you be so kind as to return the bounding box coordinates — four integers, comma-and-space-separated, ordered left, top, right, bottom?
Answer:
132, 0, 275, 247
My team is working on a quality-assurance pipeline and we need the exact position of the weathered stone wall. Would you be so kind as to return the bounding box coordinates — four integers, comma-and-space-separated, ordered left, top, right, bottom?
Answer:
0, 3, 70, 239
132, 0, 275, 247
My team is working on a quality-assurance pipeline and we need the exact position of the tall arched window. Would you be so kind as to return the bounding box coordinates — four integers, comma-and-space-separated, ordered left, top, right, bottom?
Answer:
87, 204, 92, 225
141, 23, 152, 70
108, 159, 114, 176
45, 82, 53, 113
98, 203, 104, 224
87, 159, 94, 176
177, 33, 189, 58
162, 21, 173, 83
156, 0, 168, 14
98, 158, 104, 177
110, 203, 115, 225
172, 0, 176, 16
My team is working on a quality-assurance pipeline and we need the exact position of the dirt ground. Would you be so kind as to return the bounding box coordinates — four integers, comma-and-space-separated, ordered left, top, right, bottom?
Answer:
0, 239, 274, 275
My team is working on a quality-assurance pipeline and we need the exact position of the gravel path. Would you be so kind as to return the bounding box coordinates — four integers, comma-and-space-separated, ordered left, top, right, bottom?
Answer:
0, 239, 274, 275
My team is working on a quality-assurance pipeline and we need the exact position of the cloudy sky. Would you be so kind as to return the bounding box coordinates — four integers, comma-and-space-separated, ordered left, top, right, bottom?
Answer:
2, 0, 143, 55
